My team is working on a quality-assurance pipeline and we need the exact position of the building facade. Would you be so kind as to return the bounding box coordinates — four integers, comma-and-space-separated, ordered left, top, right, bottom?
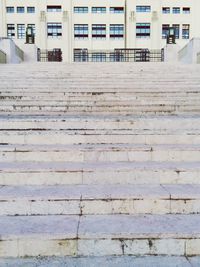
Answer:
0, 0, 200, 62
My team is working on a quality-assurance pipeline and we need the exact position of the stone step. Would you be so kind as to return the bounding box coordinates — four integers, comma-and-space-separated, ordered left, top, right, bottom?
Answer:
2, 111, 200, 117
0, 161, 199, 185
3, 100, 200, 105
1, 96, 200, 103
0, 256, 194, 267
1, 144, 200, 162
0, 104, 197, 113
1, 115, 200, 130
1, 91, 200, 96
1, 87, 200, 92
0, 214, 200, 257
0, 184, 199, 216
1, 132, 200, 145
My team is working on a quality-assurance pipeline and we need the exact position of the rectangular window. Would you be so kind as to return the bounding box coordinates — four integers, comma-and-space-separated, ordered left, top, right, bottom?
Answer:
136, 23, 150, 38
110, 24, 124, 39
182, 24, 190, 39
162, 7, 170, 14
6, 7, 14, 13
92, 24, 106, 38
172, 7, 180, 14
172, 24, 180, 39
27, 7, 35, 13
47, 23, 62, 37
17, 7, 25, 13
74, 24, 88, 38
183, 7, 190, 14
92, 7, 106, 13
47, 6, 62, 12
136, 6, 151, 13
17, 24, 25, 39
162, 24, 170, 39
74, 7, 88, 13
7, 24, 15, 38
110, 7, 124, 13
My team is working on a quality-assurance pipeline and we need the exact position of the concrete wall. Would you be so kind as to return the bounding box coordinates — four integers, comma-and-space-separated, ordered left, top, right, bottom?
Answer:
0, 49, 6, 63
164, 44, 180, 63
178, 38, 200, 64
197, 52, 200, 64
0, 38, 24, 63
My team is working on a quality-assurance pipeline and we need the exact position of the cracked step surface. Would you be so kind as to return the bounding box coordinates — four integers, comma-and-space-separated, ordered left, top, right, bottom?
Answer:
1, 214, 200, 257
0, 184, 200, 215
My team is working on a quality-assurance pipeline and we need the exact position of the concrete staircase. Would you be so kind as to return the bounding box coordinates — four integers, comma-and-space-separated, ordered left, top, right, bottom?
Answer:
0, 62, 200, 265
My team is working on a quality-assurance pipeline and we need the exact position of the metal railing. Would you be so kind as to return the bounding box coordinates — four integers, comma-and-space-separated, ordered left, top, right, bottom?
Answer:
74, 48, 164, 62
37, 49, 62, 62
0, 50, 6, 64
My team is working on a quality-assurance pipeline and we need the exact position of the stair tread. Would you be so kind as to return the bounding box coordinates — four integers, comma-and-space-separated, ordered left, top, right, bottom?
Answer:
0, 184, 200, 200
0, 214, 200, 239
0, 256, 193, 267
0, 161, 200, 171
1, 143, 200, 151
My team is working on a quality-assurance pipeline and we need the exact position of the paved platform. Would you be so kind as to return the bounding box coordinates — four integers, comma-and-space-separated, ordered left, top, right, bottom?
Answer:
0, 256, 197, 267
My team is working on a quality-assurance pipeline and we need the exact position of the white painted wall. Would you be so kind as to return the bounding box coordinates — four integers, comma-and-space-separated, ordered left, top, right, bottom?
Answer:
0, 0, 200, 62
0, 38, 23, 63
178, 38, 200, 64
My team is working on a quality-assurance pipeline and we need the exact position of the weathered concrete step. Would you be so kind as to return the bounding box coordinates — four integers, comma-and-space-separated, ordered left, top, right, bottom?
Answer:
1, 144, 200, 162
0, 184, 199, 215
1, 115, 200, 130
1, 133, 200, 145
0, 161, 199, 185
1, 109, 200, 116
1, 91, 200, 97
3, 100, 200, 106
0, 79, 199, 84
1, 214, 200, 257
2, 111, 200, 117
2, 129, 200, 137
0, 256, 194, 267
0, 86, 200, 92
0, 104, 185, 112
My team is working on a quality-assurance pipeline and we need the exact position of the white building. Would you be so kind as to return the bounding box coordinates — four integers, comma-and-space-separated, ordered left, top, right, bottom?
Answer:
0, 0, 200, 62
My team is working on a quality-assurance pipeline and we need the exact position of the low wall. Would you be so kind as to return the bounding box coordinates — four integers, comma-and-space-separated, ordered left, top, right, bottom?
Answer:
0, 38, 24, 63
197, 52, 200, 64
0, 49, 6, 64
178, 38, 200, 64
164, 44, 180, 63
15, 45, 24, 61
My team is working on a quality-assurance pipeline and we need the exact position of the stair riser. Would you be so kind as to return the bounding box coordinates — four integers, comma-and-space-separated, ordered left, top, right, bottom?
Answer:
0, 238, 199, 257
0, 170, 199, 185
1, 106, 199, 113
2, 100, 200, 105
1, 134, 200, 145
1, 96, 200, 101
1, 150, 200, 162
2, 119, 200, 130
0, 199, 199, 216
